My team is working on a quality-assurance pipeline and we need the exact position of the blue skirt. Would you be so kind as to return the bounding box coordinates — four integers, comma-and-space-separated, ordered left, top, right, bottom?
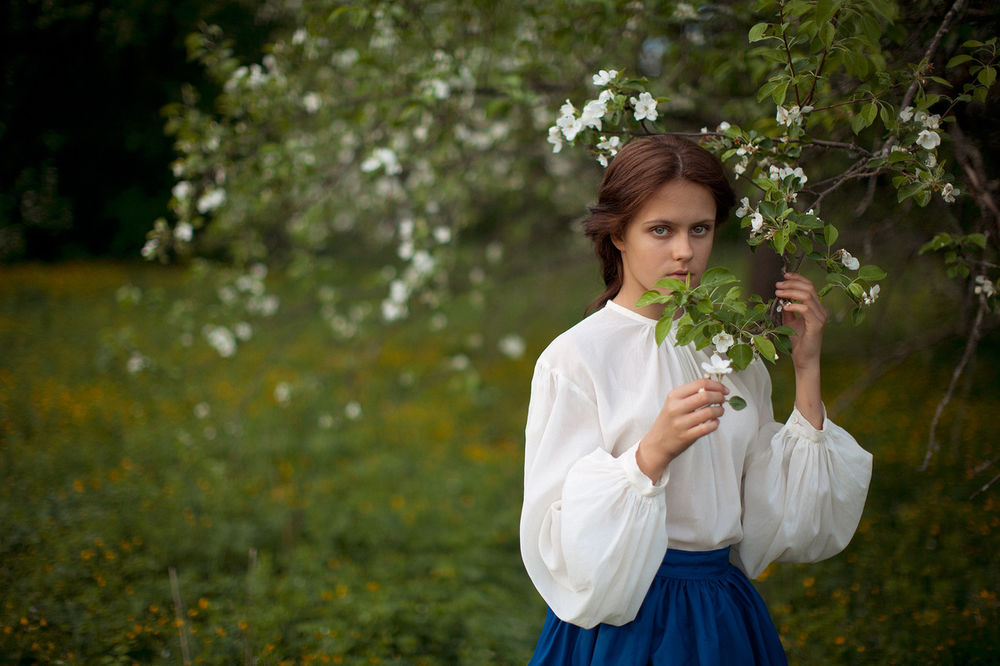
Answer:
527, 548, 787, 665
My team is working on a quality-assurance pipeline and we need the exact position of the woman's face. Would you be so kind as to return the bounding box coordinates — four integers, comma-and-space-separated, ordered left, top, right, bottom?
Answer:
612, 178, 717, 319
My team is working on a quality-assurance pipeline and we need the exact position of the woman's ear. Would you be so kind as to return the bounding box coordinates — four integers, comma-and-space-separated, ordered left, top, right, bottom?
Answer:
611, 228, 625, 252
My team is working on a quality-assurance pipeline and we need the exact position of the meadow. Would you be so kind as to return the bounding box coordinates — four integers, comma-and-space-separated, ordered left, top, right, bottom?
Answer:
1, 256, 998, 665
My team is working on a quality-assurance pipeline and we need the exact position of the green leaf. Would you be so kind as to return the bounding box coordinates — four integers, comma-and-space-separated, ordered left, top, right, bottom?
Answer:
773, 228, 789, 255
824, 224, 839, 247
752, 335, 777, 362
729, 343, 754, 370
858, 265, 887, 281
977, 66, 997, 87
655, 316, 673, 346
728, 396, 748, 411
852, 307, 867, 325
897, 181, 925, 202
965, 233, 987, 249
948, 54, 974, 68
748, 22, 770, 43
701, 266, 737, 286
653, 277, 687, 291
862, 101, 878, 125
636, 289, 667, 307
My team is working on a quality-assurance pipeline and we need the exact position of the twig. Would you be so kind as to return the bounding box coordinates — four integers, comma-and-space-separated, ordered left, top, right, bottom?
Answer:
806, 138, 873, 156
244, 548, 258, 666
969, 471, 1000, 500
169, 567, 193, 666
881, 0, 967, 158
777, 1, 802, 107
898, 0, 968, 113
920, 294, 988, 471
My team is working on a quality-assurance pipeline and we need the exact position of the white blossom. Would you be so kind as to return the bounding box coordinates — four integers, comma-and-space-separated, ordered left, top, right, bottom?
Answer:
411, 250, 435, 276
974, 275, 996, 297
234, 321, 253, 341
126, 352, 147, 374
735, 197, 751, 218
172, 181, 192, 201
673, 2, 697, 19
273, 382, 291, 405
547, 126, 564, 153
196, 189, 227, 214
344, 401, 363, 420
580, 99, 606, 130
914, 111, 941, 129
775, 104, 813, 126
485, 241, 504, 264
941, 182, 959, 203
915, 129, 941, 150
597, 135, 621, 154
205, 326, 236, 358
701, 353, 733, 376
898, 106, 915, 122
361, 147, 402, 175
432, 226, 452, 244
174, 222, 193, 242
425, 78, 450, 99
557, 114, 584, 141
749, 211, 764, 234
498, 334, 526, 359
141, 238, 159, 259
717, 121, 731, 132
301, 92, 322, 113
291, 28, 307, 45
862, 284, 881, 305
733, 161, 746, 178
839, 249, 861, 271
592, 69, 618, 86
630, 92, 658, 122
712, 332, 735, 353
598, 89, 615, 105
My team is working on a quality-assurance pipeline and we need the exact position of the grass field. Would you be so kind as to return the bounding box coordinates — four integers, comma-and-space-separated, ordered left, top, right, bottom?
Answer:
1, 258, 998, 664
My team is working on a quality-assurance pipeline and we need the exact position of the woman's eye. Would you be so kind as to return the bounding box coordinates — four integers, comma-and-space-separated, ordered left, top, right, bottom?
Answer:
692, 225, 710, 236
652, 226, 669, 236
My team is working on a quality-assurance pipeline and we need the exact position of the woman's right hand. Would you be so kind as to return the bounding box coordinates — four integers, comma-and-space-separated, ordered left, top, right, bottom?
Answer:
635, 378, 728, 483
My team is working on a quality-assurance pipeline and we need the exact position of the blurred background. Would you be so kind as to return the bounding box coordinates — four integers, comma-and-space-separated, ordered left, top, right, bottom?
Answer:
2, 1, 999, 664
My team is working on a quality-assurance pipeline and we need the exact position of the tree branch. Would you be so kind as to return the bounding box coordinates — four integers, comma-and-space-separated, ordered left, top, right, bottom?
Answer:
920, 292, 988, 471
898, 0, 968, 112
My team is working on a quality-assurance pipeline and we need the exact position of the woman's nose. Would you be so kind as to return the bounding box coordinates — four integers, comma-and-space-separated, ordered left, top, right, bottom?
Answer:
672, 235, 694, 261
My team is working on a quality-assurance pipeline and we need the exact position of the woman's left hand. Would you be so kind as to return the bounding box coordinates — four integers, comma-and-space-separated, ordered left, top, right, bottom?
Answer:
775, 272, 828, 370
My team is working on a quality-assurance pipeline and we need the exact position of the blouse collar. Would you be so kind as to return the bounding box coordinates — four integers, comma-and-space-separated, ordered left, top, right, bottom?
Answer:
604, 299, 659, 326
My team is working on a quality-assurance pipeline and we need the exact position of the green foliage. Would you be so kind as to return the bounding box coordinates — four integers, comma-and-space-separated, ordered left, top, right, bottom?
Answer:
554, 0, 998, 366
2, 261, 1000, 664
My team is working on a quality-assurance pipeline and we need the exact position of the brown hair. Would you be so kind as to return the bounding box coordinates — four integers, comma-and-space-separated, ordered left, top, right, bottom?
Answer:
583, 134, 735, 314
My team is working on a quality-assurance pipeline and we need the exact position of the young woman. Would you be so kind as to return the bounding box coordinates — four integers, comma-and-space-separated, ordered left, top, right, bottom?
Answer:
520, 134, 872, 665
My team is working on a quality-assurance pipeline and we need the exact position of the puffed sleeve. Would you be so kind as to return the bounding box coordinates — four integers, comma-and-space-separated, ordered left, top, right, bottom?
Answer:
519, 359, 670, 629
734, 362, 873, 579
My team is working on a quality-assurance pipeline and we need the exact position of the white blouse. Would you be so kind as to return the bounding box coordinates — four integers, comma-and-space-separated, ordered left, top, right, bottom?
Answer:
519, 300, 873, 629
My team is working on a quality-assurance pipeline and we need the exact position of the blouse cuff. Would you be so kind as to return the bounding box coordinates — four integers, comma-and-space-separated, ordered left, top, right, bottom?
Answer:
785, 404, 829, 443
621, 441, 670, 497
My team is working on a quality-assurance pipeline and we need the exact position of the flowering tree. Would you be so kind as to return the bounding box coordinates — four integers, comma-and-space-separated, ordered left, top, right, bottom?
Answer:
147, 0, 997, 468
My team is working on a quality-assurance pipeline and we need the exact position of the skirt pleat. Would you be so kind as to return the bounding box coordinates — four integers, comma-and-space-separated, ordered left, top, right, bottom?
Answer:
527, 548, 787, 666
